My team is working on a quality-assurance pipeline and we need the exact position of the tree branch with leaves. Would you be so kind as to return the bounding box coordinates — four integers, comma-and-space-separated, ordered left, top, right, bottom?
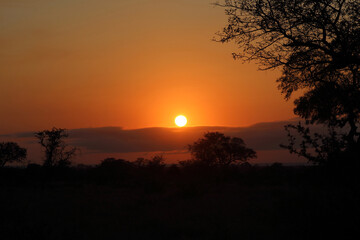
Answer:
215, 0, 360, 164
0, 142, 27, 168
35, 127, 78, 167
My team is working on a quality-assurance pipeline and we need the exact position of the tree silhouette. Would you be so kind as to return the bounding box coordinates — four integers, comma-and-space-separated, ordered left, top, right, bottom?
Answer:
35, 127, 77, 167
281, 123, 347, 166
134, 155, 166, 169
0, 142, 27, 168
100, 158, 132, 168
216, 0, 360, 164
188, 132, 256, 166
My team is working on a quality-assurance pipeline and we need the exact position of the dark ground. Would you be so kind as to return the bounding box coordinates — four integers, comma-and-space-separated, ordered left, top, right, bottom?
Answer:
0, 164, 359, 240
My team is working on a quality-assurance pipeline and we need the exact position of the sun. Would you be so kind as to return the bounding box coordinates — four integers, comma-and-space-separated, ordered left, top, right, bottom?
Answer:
175, 115, 187, 127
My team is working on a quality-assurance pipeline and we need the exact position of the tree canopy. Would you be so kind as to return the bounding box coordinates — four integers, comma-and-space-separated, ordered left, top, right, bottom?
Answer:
216, 0, 360, 164
188, 132, 256, 166
0, 142, 27, 168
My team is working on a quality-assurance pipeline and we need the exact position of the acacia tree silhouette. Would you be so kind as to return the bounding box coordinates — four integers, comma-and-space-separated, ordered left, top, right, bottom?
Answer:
0, 142, 27, 168
188, 132, 256, 166
35, 128, 77, 167
216, 0, 360, 165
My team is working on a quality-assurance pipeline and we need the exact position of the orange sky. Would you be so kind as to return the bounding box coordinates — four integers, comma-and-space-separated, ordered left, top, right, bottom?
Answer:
0, 0, 296, 134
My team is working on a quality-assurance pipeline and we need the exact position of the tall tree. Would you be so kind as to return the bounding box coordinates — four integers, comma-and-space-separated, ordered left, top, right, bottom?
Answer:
216, 0, 360, 164
0, 142, 27, 168
35, 128, 77, 167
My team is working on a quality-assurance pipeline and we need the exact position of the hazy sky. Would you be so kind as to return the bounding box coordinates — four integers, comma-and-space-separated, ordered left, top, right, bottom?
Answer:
0, 0, 296, 134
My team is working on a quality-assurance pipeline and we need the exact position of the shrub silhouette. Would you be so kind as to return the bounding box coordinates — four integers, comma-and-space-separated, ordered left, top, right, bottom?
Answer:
133, 155, 166, 169
188, 132, 256, 167
281, 122, 348, 167
100, 158, 133, 169
0, 142, 27, 168
179, 159, 209, 168
95, 158, 135, 184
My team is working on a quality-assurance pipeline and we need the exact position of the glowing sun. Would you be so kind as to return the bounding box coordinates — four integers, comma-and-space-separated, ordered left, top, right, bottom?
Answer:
175, 115, 187, 127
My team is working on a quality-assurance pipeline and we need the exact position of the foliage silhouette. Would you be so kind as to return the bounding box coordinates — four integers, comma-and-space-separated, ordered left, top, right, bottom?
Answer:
216, 0, 360, 164
100, 158, 133, 169
179, 159, 210, 168
35, 127, 77, 167
188, 132, 256, 166
95, 158, 135, 184
0, 142, 27, 168
281, 122, 349, 167
133, 155, 166, 169
0, 163, 358, 240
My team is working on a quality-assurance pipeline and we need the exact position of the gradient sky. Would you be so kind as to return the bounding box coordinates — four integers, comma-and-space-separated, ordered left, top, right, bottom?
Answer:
0, 0, 296, 135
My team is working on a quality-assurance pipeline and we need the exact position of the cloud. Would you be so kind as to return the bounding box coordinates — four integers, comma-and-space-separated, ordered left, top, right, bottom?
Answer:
2, 119, 322, 164
3, 119, 326, 155
65, 120, 304, 153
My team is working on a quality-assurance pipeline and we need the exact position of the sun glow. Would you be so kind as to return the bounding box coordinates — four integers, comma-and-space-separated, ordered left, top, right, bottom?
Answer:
175, 115, 187, 127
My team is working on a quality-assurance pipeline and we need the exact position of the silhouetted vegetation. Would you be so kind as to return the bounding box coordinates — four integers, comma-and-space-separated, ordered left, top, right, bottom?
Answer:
216, 0, 360, 166
133, 155, 166, 169
2, 1, 360, 239
281, 123, 347, 167
0, 142, 27, 168
187, 132, 256, 166
35, 127, 77, 167
0, 161, 359, 239
0, 132, 358, 239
